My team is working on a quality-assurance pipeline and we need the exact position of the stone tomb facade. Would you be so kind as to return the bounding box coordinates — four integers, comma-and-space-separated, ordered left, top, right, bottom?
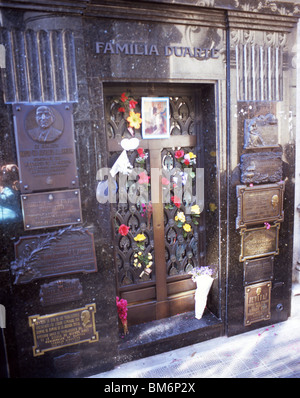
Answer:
0, 0, 298, 378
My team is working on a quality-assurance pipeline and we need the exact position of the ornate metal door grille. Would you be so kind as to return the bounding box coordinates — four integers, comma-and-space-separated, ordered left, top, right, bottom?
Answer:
105, 85, 206, 325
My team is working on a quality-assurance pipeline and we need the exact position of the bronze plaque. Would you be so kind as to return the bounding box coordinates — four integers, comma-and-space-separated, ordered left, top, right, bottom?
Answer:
28, 304, 99, 356
244, 114, 279, 148
244, 256, 274, 285
12, 226, 97, 284
21, 189, 82, 230
239, 223, 280, 262
40, 279, 83, 307
244, 282, 271, 326
13, 103, 78, 193
240, 152, 283, 184
236, 182, 284, 229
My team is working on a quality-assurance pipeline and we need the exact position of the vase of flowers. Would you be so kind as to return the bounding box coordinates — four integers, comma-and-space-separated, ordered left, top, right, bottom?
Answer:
189, 266, 214, 320
116, 296, 129, 335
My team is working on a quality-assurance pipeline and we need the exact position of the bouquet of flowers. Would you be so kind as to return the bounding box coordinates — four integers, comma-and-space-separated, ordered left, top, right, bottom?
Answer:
189, 266, 214, 282
116, 296, 129, 335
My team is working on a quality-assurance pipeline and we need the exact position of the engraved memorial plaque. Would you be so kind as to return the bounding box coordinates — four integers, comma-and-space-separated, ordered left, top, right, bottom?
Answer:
240, 152, 283, 184
244, 282, 271, 326
244, 256, 274, 285
21, 189, 82, 230
12, 226, 97, 284
13, 103, 78, 193
40, 279, 83, 307
236, 182, 284, 229
239, 223, 280, 262
244, 114, 279, 149
28, 304, 99, 356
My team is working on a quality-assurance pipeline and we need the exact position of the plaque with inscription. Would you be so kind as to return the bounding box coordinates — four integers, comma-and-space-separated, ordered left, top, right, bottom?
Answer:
244, 256, 274, 286
244, 114, 279, 149
244, 282, 271, 326
40, 279, 83, 306
12, 226, 97, 284
28, 304, 99, 356
13, 103, 78, 193
236, 182, 284, 229
239, 223, 280, 262
21, 189, 82, 230
240, 152, 283, 185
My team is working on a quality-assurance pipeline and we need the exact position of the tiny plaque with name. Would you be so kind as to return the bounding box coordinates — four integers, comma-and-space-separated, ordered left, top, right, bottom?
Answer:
28, 304, 99, 356
244, 281, 271, 326
21, 189, 82, 230
236, 182, 284, 229
239, 223, 280, 262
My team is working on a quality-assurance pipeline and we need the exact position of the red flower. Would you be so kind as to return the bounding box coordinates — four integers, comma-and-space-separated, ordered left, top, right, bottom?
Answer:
175, 150, 184, 159
137, 148, 145, 158
116, 296, 128, 323
118, 224, 130, 236
161, 177, 170, 185
171, 195, 181, 208
138, 171, 150, 184
118, 106, 125, 113
184, 159, 190, 165
121, 92, 128, 102
129, 99, 138, 109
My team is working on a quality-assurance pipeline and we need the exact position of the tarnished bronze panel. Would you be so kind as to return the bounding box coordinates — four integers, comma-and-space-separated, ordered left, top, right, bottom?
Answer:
12, 226, 97, 284
28, 304, 99, 356
240, 152, 283, 184
21, 189, 82, 230
244, 114, 279, 149
244, 256, 274, 285
244, 282, 271, 326
236, 182, 284, 229
13, 103, 78, 193
40, 279, 83, 306
239, 223, 280, 262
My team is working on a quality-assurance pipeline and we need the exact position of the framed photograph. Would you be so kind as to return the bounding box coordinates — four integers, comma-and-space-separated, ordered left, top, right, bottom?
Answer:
141, 97, 170, 139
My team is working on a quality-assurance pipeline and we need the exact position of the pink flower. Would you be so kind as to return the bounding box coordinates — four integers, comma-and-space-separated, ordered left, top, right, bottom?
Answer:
161, 177, 170, 185
264, 222, 271, 230
175, 150, 184, 159
138, 171, 150, 184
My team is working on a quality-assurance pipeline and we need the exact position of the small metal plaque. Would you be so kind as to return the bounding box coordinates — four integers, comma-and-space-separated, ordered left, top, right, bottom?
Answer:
240, 152, 283, 184
244, 256, 274, 285
12, 226, 97, 284
21, 189, 82, 230
28, 304, 99, 356
244, 114, 278, 148
239, 223, 280, 262
244, 282, 271, 326
236, 182, 284, 229
40, 279, 83, 306
13, 103, 78, 193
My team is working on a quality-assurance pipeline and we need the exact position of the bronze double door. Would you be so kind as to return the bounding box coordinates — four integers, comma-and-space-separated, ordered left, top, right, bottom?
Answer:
105, 83, 206, 325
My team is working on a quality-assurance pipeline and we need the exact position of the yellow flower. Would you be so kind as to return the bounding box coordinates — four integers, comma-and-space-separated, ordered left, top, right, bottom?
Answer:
138, 251, 142, 256
148, 261, 153, 266
137, 263, 142, 268
191, 205, 201, 215
134, 258, 138, 263
175, 211, 185, 223
134, 233, 146, 242
148, 253, 152, 259
209, 203, 217, 212
183, 223, 192, 232
127, 111, 142, 129
188, 152, 196, 159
